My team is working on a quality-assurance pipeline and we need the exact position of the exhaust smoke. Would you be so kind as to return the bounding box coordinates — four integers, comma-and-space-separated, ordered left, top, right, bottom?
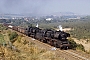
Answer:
36, 24, 38, 28
59, 25, 62, 31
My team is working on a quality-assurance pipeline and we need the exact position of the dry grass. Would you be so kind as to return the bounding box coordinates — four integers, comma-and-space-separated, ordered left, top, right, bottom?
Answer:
0, 30, 64, 60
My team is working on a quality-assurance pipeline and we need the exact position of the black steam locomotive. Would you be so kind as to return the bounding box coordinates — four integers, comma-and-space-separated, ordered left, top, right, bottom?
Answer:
3, 24, 70, 50
25, 26, 70, 49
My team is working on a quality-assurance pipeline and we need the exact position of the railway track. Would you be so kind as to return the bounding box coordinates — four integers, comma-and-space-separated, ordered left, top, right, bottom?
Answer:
67, 50, 90, 60
58, 49, 89, 60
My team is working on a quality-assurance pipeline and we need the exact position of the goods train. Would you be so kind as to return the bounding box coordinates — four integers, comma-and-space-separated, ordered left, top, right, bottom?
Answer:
3, 23, 70, 50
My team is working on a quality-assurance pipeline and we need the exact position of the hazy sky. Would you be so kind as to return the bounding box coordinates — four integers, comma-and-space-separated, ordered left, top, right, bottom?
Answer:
0, 0, 90, 15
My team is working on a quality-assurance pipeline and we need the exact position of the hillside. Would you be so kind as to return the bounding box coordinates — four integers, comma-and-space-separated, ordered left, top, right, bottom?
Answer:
0, 29, 64, 60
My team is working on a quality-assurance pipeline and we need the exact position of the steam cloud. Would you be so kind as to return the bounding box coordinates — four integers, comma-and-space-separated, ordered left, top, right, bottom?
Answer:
59, 25, 63, 31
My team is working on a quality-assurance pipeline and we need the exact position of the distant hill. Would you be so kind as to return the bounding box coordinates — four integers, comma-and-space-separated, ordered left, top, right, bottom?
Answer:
52, 12, 76, 16
0, 12, 84, 18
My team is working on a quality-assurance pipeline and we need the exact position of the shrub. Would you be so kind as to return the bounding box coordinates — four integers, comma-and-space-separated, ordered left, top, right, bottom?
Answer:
68, 38, 77, 49
68, 38, 85, 51
76, 44, 85, 51
9, 32, 18, 43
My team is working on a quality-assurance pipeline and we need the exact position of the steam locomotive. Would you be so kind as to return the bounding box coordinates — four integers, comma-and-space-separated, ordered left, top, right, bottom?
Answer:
3, 23, 70, 50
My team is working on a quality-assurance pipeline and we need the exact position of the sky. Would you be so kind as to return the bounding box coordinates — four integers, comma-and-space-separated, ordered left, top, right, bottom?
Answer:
0, 0, 90, 15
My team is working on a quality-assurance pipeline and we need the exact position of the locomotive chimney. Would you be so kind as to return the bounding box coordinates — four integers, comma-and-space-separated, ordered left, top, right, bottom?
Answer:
59, 25, 62, 31
36, 24, 38, 28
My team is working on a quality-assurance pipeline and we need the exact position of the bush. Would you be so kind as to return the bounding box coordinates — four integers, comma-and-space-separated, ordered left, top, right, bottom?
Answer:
68, 38, 77, 49
68, 38, 85, 51
9, 32, 18, 43
76, 44, 85, 51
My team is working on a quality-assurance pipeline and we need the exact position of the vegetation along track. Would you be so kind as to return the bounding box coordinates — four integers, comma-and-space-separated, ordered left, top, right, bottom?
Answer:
12, 29, 90, 60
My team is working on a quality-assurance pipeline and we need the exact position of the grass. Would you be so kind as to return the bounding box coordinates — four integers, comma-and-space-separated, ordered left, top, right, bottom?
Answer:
0, 34, 5, 45
0, 26, 64, 60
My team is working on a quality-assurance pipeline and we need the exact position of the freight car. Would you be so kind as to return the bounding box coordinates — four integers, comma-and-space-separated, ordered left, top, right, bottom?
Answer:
3, 23, 70, 50
25, 26, 41, 38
